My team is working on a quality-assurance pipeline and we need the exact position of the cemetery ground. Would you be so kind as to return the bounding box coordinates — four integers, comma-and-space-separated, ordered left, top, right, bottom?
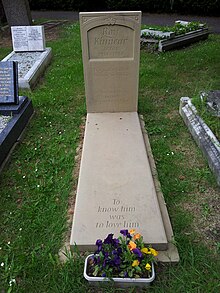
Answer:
0, 22, 220, 292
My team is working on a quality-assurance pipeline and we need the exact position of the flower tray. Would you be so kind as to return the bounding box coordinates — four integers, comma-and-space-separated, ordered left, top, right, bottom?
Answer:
84, 254, 155, 288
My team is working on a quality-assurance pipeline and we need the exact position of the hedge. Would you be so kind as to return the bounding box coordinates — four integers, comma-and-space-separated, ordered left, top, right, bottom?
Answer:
29, 0, 220, 16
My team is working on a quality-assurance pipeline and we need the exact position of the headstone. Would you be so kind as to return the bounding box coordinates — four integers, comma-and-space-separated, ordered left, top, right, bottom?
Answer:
0, 61, 19, 104
11, 26, 46, 52
80, 11, 141, 113
2, 0, 32, 27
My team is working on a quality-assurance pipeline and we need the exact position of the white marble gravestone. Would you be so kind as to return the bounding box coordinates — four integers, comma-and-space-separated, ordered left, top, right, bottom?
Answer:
11, 26, 45, 52
70, 12, 170, 252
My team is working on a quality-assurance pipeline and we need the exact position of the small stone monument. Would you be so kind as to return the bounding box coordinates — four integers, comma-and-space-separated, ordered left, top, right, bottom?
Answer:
11, 26, 46, 52
70, 12, 179, 263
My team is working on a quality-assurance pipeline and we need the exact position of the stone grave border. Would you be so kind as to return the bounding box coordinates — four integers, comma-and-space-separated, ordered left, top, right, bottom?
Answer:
141, 27, 209, 52
179, 97, 220, 187
158, 28, 209, 52
0, 96, 34, 169
2, 48, 52, 89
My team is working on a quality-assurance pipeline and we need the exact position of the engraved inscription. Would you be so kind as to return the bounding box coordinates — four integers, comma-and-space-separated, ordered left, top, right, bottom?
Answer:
95, 199, 140, 229
0, 62, 17, 104
12, 27, 28, 51
88, 25, 134, 59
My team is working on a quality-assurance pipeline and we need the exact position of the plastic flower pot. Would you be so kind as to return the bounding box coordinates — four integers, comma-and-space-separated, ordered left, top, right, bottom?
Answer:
84, 254, 155, 288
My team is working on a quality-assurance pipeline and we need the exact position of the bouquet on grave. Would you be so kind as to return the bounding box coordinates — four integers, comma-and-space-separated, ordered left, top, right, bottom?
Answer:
87, 229, 158, 279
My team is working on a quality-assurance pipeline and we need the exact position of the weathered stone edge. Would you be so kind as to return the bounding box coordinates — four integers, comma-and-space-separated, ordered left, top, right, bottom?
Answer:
179, 97, 220, 187
158, 29, 209, 52
139, 115, 180, 263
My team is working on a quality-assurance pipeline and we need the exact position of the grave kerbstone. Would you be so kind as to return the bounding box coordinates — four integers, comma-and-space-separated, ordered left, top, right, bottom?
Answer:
0, 61, 18, 104
11, 26, 46, 52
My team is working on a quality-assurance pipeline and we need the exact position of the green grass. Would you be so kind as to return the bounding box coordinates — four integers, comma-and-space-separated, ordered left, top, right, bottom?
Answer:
0, 23, 220, 292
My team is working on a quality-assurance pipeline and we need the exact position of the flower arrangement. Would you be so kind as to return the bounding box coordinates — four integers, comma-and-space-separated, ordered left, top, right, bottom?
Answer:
87, 229, 158, 279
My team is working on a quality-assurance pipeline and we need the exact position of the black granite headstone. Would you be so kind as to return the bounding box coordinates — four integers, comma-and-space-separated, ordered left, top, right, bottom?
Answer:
0, 61, 19, 104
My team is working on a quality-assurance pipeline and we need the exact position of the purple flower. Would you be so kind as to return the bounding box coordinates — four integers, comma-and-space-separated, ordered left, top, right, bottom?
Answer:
102, 273, 106, 277
132, 248, 142, 258
113, 238, 120, 247
117, 247, 122, 254
120, 229, 128, 236
104, 233, 114, 244
120, 229, 132, 239
113, 256, 121, 266
95, 239, 102, 251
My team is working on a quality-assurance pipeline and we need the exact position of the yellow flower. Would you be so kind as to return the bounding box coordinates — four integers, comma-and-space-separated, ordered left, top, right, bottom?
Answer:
150, 248, 158, 256
128, 241, 136, 250
134, 233, 141, 240
132, 260, 140, 267
129, 229, 136, 235
145, 263, 151, 271
141, 247, 151, 254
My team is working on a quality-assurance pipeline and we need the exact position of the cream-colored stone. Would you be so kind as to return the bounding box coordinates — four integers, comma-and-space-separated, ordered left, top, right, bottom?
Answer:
79, 11, 141, 113
70, 112, 168, 251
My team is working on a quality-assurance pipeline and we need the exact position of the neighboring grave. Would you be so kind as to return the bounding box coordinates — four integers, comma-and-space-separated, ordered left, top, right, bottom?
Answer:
70, 12, 176, 256
2, 25, 51, 89
2, 0, 32, 27
11, 26, 46, 52
0, 61, 18, 104
0, 60, 34, 168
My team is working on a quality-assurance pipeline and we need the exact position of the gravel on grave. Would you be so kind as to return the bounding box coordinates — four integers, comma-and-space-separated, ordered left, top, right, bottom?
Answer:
0, 115, 11, 134
7, 52, 43, 78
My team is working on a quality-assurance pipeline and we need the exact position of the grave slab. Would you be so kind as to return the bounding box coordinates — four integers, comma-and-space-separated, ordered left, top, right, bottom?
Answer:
2, 48, 52, 89
71, 112, 168, 251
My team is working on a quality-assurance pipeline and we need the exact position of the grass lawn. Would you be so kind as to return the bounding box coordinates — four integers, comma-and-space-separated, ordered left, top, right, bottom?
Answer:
0, 23, 220, 292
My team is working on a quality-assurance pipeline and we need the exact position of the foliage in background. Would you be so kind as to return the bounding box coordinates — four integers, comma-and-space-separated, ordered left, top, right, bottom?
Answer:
29, 0, 220, 16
